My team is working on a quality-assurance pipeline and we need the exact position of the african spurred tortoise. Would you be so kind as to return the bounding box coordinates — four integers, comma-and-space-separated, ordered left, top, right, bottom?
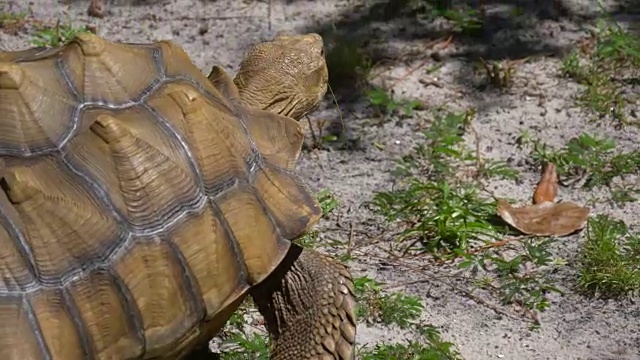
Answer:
0, 32, 356, 359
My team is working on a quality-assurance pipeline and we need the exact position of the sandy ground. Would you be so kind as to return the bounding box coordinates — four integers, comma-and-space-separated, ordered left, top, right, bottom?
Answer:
1, 0, 639, 359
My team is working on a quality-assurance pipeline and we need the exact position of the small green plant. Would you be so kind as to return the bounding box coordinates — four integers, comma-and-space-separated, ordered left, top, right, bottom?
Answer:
30, 19, 90, 47
371, 110, 515, 254
560, 51, 585, 79
365, 87, 423, 118
577, 215, 640, 298
316, 188, 339, 214
373, 180, 501, 253
392, 110, 518, 181
354, 276, 424, 329
459, 237, 563, 312
0, 11, 27, 34
560, 15, 640, 125
408, 1, 483, 35
370, 109, 566, 319
480, 58, 516, 89
529, 132, 640, 189
610, 185, 640, 206
358, 325, 464, 360
296, 189, 339, 249
221, 332, 269, 360
213, 300, 271, 359
394, 110, 472, 177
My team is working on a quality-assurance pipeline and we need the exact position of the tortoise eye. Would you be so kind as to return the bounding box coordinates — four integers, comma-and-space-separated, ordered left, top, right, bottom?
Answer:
320, 49, 324, 56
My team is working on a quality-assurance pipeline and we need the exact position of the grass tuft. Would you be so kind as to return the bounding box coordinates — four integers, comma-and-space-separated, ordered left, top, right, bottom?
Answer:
30, 19, 91, 47
560, 15, 640, 126
525, 132, 640, 192
577, 215, 640, 299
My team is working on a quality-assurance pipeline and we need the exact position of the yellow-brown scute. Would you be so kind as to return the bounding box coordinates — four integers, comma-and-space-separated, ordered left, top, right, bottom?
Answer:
0, 33, 320, 360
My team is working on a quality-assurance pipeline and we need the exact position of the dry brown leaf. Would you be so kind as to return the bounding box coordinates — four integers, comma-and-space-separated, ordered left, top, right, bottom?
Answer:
496, 199, 590, 237
532, 162, 558, 204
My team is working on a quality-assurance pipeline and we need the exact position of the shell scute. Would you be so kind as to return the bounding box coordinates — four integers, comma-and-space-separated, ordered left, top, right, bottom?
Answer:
149, 82, 255, 196
0, 32, 321, 359
214, 183, 289, 284
65, 267, 144, 359
0, 295, 46, 359
2, 155, 122, 284
154, 40, 222, 101
61, 33, 161, 103
0, 186, 36, 292
166, 205, 248, 318
86, 112, 204, 231
112, 237, 203, 358
253, 162, 321, 240
29, 288, 86, 359
0, 61, 77, 156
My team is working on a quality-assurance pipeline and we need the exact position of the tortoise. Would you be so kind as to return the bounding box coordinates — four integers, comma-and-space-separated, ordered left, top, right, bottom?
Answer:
0, 31, 356, 359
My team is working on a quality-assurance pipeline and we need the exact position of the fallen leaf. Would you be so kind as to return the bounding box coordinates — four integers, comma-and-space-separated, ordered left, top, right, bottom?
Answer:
497, 199, 590, 237
533, 162, 558, 204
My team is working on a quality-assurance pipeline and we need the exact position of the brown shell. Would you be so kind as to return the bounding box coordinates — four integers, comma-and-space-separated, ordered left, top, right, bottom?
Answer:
0, 33, 321, 360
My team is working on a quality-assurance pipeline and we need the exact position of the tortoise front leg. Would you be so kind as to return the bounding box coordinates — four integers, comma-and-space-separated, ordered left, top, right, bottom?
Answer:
250, 244, 356, 359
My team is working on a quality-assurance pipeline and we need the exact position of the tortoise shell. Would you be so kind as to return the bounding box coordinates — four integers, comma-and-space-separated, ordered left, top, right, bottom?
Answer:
0, 32, 321, 359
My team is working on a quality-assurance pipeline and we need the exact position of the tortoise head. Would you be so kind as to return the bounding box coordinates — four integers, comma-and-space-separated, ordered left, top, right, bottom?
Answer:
231, 33, 328, 121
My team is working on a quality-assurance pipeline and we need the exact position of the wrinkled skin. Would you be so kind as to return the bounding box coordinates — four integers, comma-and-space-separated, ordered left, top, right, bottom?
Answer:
210, 33, 329, 121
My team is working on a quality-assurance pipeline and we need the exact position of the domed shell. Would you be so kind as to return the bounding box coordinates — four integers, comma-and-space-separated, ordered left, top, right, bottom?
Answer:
0, 33, 321, 360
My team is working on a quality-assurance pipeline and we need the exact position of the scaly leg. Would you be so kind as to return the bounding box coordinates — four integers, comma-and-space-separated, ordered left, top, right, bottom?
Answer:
250, 244, 356, 359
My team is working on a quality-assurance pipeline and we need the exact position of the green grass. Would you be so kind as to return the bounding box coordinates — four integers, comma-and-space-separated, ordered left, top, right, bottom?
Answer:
357, 325, 464, 360
352, 277, 464, 359
577, 215, 640, 298
560, 15, 640, 126
407, 0, 484, 36
296, 189, 344, 251
365, 87, 423, 118
523, 131, 640, 200
354, 275, 424, 329
371, 110, 514, 254
369, 109, 570, 319
458, 236, 563, 312
29, 19, 90, 47
0, 11, 27, 33
373, 179, 500, 253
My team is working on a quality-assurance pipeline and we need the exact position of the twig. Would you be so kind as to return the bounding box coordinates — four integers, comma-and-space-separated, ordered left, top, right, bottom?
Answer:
367, 252, 525, 322
346, 222, 354, 259
305, 115, 319, 147
433, 236, 530, 265
268, 0, 272, 32
387, 36, 453, 88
